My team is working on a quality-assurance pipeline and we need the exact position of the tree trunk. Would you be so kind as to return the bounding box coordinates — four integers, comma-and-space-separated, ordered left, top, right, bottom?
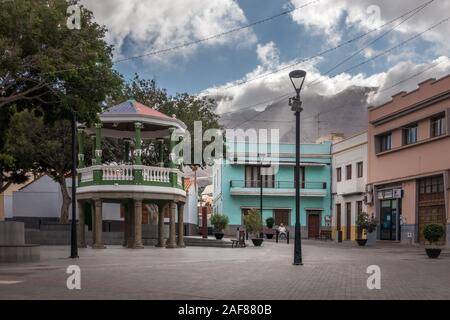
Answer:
58, 177, 70, 224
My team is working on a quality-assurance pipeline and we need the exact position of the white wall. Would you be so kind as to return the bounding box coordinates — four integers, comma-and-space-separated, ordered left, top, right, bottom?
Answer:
12, 175, 121, 220
184, 184, 198, 225
4, 195, 13, 219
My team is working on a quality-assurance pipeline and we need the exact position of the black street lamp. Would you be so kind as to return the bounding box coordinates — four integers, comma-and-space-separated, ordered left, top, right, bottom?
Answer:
258, 153, 270, 238
70, 111, 78, 259
289, 70, 306, 266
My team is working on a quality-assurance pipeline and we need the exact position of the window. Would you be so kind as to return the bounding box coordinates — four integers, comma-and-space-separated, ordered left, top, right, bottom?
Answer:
346, 164, 352, 180
431, 114, 446, 137
403, 124, 418, 145
379, 133, 392, 152
336, 167, 342, 182
356, 201, 363, 216
419, 176, 444, 194
357, 162, 363, 178
245, 165, 274, 188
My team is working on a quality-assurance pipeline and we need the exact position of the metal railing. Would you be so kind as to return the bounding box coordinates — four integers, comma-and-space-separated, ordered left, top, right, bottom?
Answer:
230, 180, 327, 189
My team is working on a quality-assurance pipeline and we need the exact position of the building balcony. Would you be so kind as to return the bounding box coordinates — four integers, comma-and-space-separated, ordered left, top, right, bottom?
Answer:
77, 165, 185, 198
229, 180, 327, 197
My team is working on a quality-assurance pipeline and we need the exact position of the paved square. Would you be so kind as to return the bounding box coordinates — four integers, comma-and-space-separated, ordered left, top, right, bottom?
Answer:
1, 240, 450, 299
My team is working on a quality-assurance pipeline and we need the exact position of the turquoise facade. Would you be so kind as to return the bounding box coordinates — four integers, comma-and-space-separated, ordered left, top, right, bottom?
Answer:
212, 141, 332, 231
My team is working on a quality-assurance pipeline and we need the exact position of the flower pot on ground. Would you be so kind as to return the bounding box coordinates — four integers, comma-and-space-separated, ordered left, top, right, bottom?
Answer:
210, 214, 229, 240
355, 212, 378, 247
244, 209, 263, 246
265, 217, 275, 239
423, 224, 445, 259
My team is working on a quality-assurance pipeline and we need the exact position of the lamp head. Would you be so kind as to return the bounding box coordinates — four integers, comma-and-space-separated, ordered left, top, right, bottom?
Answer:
289, 70, 306, 95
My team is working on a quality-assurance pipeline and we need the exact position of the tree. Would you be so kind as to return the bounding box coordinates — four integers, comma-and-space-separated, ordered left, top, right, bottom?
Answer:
0, 0, 122, 123
118, 74, 221, 168
6, 111, 74, 223
0, 0, 121, 201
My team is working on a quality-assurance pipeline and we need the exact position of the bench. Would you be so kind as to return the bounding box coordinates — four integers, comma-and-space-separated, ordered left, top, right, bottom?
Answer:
317, 230, 332, 240
231, 230, 246, 248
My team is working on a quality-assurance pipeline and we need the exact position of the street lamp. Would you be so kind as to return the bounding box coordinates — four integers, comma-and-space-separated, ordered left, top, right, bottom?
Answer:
70, 111, 78, 259
289, 70, 306, 266
258, 153, 270, 238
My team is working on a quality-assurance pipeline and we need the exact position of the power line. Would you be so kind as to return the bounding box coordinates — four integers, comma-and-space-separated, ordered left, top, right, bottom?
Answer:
220, 0, 437, 91
308, 0, 434, 86
220, 12, 449, 122
44, 0, 321, 75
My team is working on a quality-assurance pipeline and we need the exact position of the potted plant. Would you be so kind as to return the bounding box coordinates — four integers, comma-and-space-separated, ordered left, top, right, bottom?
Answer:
355, 212, 378, 246
423, 224, 445, 259
244, 209, 264, 246
210, 214, 229, 240
265, 217, 275, 239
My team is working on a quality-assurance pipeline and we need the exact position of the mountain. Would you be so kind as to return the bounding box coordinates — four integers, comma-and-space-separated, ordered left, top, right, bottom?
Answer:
219, 86, 376, 143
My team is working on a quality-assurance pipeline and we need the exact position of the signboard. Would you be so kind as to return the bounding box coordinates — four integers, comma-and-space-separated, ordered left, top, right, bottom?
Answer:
377, 188, 403, 200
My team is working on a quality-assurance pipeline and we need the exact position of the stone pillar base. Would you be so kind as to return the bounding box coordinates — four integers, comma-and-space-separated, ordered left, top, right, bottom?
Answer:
131, 244, 144, 249
91, 244, 106, 249
155, 242, 165, 248
165, 243, 178, 249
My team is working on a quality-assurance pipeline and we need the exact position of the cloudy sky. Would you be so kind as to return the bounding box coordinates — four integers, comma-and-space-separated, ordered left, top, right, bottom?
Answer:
81, 0, 450, 113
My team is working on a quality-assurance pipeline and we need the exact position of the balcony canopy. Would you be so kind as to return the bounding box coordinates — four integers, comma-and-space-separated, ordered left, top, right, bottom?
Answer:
84, 99, 187, 139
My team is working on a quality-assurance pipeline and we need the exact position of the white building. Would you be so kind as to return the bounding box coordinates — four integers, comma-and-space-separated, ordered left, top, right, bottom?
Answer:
331, 131, 368, 241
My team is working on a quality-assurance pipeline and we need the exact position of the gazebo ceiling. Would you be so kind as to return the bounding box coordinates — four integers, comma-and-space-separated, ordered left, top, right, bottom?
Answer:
84, 100, 187, 139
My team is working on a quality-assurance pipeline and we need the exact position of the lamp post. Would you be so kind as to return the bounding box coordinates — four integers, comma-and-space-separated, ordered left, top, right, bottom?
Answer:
70, 111, 78, 259
289, 70, 306, 266
258, 153, 269, 238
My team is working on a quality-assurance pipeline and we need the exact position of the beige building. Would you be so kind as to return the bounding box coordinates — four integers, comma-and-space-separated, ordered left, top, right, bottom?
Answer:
367, 75, 450, 244
331, 132, 368, 241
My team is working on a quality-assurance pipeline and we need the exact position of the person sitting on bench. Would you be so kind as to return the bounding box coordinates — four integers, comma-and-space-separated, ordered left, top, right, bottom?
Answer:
278, 223, 287, 239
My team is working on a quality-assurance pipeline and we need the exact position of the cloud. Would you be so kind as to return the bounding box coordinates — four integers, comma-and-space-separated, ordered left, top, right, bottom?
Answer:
204, 50, 450, 114
289, 0, 450, 52
81, 0, 257, 62
256, 42, 280, 68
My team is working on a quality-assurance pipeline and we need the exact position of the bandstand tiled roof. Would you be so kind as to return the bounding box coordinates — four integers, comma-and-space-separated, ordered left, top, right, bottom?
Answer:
103, 100, 171, 119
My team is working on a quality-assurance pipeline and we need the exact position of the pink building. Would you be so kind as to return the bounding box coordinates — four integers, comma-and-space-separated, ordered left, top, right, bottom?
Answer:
367, 75, 450, 244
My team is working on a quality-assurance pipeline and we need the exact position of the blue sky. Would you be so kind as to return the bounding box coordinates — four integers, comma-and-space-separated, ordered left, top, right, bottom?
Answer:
83, 0, 450, 110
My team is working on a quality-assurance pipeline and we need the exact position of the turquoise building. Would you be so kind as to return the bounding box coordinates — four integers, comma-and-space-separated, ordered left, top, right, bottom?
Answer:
212, 141, 332, 238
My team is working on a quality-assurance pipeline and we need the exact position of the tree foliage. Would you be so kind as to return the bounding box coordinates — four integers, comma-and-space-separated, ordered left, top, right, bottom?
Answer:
0, 0, 121, 218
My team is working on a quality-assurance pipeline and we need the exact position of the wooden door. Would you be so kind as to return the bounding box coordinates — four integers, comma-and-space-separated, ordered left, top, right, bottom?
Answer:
418, 176, 446, 244
274, 209, 290, 226
308, 214, 320, 239
346, 202, 352, 240
336, 204, 341, 231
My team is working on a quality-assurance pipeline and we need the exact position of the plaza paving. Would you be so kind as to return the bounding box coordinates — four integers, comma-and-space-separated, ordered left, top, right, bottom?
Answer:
1, 240, 450, 300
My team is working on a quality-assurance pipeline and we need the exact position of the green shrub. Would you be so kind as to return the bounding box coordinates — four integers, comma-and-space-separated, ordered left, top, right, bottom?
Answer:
210, 214, 229, 232
243, 208, 262, 237
265, 217, 275, 229
356, 212, 378, 236
423, 224, 445, 245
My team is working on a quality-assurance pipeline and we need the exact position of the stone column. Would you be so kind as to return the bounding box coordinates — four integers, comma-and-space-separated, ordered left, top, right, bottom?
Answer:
133, 199, 144, 249
122, 201, 128, 247
77, 200, 87, 248
158, 138, 165, 167
94, 123, 102, 165
156, 203, 167, 247
134, 122, 143, 165
92, 199, 105, 249
127, 201, 135, 248
166, 201, 177, 248
177, 203, 185, 248
90, 201, 96, 246
77, 129, 85, 168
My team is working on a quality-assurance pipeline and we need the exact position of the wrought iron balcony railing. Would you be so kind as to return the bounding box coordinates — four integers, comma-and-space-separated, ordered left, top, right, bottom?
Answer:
230, 180, 327, 189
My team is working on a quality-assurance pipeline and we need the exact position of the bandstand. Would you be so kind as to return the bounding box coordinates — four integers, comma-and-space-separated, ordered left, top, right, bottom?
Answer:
76, 100, 187, 249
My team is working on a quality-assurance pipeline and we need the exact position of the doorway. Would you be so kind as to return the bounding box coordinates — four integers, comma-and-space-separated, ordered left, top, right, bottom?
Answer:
380, 199, 400, 241
308, 213, 320, 239
345, 202, 352, 240
274, 209, 290, 226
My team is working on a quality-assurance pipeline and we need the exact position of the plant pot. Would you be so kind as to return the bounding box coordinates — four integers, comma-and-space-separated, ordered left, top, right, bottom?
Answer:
266, 234, 274, 239
356, 239, 367, 246
425, 248, 442, 259
214, 232, 224, 240
251, 238, 264, 246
